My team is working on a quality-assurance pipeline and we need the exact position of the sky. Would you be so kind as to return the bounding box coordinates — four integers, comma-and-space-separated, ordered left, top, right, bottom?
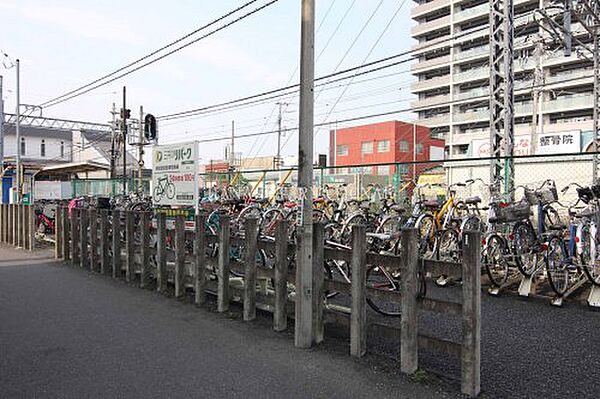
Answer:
0, 0, 416, 166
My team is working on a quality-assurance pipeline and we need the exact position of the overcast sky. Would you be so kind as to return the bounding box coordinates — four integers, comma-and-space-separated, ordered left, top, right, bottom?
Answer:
1, 0, 415, 165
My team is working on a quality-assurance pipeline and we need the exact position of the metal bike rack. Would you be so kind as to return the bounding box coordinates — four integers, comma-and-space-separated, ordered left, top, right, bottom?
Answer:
550, 275, 589, 307
588, 285, 600, 307
487, 271, 523, 296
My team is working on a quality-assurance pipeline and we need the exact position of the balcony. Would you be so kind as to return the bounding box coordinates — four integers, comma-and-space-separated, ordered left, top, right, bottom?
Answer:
452, 102, 533, 124
546, 69, 593, 86
454, 3, 488, 24
411, 75, 450, 92
455, 87, 489, 102
544, 94, 594, 113
411, 54, 451, 73
412, 0, 451, 19
411, 15, 451, 37
419, 113, 450, 127
453, 67, 488, 84
453, 44, 489, 62
411, 94, 450, 110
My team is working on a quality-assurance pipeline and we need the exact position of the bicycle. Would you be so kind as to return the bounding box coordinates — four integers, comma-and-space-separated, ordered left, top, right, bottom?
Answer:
153, 176, 176, 202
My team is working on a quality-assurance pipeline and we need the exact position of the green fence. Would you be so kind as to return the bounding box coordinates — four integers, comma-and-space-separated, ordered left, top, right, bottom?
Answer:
72, 178, 151, 197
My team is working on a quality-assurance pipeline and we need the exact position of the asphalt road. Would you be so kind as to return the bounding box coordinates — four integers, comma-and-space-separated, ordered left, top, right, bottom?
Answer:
0, 245, 455, 399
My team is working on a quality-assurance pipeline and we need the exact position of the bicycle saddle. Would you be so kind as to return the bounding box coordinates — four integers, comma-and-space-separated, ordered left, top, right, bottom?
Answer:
423, 199, 442, 208
464, 196, 482, 205
390, 204, 406, 213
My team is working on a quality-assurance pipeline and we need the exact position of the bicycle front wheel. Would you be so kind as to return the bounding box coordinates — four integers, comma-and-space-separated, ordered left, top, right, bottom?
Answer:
512, 222, 538, 276
484, 234, 509, 287
545, 235, 569, 296
366, 265, 401, 317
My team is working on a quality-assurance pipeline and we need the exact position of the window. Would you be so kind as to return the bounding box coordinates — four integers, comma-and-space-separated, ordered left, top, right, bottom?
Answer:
20, 137, 25, 156
60, 141, 65, 158
399, 140, 409, 152
40, 140, 46, 157
416, 143, 424, 154
397, 164, 409, 175
336, 144, 348, 156
377, 140, 390, 153
361, 141, 373, 155
377, 165, 389, 175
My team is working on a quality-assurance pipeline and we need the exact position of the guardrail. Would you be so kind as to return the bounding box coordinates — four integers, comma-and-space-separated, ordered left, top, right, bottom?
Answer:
56, 207, 481, 397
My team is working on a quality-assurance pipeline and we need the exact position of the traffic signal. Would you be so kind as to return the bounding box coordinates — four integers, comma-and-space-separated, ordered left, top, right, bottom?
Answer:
120, 108, 131, 119
144, 113, 157, 141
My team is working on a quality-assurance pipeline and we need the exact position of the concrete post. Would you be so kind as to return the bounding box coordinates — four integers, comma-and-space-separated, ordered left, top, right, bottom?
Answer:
62, 207, 70, 261
156, 212, 167, 292
55, 206, 62, 258
243, 218, 258, 321
400, 228, 419, 374
125, 211, 135, 282
174, 215, 185, 298
461, 230, 481, 397
79, 207, 88, 269
99, 211, 108, 274
140, 212, 150, 288
89, 209, 97, 271
194, 214, 207, 305
274, 220, 289, 332
217, 215, 230, 313
71, 208, 80, 266
350, 224, 367, 358
112, 210, 122, 278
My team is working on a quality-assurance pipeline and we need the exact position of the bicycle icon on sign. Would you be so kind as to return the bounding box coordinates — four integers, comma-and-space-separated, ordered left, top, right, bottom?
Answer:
154, 175, 176, 202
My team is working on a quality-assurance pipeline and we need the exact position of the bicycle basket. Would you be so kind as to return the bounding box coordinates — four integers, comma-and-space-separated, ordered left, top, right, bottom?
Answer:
493, 200, 531, 222
524, 183, 558, 205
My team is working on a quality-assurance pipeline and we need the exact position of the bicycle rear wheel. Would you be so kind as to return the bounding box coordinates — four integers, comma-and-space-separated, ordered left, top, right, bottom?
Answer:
512, 222, 539, 276
578, 223, 600, 286
366, 265, 401, 317
484, 234, 509, 287
545, 235, 569, 296
436, 228, 460, 262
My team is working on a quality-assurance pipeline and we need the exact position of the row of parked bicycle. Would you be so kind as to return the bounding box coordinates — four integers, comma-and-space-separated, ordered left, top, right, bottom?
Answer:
197, 178, 600, 302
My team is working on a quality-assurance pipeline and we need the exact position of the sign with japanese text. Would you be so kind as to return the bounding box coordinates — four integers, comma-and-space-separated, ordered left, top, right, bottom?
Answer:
471, 135, 532, 158
152, 142, 198, 206
536, 131, 580, 154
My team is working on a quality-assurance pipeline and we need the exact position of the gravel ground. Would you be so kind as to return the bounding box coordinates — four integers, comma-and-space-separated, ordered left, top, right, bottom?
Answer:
1, 244, 599, 398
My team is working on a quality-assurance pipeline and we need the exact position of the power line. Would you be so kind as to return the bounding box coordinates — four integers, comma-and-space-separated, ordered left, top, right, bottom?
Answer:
40, 0, 281, 109
38, 0, 261, 108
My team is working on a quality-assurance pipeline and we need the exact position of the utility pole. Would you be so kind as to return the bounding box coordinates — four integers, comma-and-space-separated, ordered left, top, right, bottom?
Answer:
110, 103, 116, 179
15, 59, 20, 203
0, 76, 4, 172
138, 105, 144, 192
275, 102, 287, 169
295, 0, 315, 349
593, 27, 600, 184
231, 120, 235, 170
122, 86, 127, 195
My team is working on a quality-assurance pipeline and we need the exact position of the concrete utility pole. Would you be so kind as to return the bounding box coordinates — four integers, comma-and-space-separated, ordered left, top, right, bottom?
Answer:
0, 76, 4, 170
15, 59, 21, 203
110, 103, 116, 178
138, 105, 144, 192
275, 102, 287, 169
122, 86, 127, 195
295, 0, 315, 349
231, 120, 235, 169
593, 27, 600, 184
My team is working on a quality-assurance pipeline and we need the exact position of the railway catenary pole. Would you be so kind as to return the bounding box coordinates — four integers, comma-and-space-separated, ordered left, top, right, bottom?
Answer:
295, 0, 315, 349
489, 0, 515, 200
15, 59, 21, 203
0, 76, 4, 172
122, 86, 127, 195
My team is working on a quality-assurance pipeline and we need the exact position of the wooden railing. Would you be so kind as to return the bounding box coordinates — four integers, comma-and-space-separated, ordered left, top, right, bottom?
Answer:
56, 207, 481, 397
0, 204, 36, 250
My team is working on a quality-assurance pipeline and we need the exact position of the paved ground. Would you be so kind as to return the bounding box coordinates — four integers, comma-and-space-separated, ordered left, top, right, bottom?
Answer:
3, 244, 600, 398
0, 245, 455, 399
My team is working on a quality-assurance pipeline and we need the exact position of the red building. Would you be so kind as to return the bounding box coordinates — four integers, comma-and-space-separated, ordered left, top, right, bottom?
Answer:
329, 120, 445, 177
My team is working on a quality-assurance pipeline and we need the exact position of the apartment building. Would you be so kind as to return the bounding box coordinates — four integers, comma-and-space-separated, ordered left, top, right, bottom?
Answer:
411, 0, 595, 158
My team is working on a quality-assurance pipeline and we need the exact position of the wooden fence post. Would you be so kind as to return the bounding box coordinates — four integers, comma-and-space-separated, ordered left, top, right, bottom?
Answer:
79, 208, 88, 269
89, 209, 97, 271
99, 211, 108, 274
71, 209, 80, 266
112, 210, 122, 279
125, 211, 135, 283
243, 218, 259, 321
194, 214, 207, 305
62, 207, 70, 261
217, 215, 230, 313
156, 212, 167, 292
18, 204, 24, 248
400, 228, 419, 374
312, 222, 325, 344
274, 220, 289, 332
2, 203, 6, 243
140, 212, 150, 288
461, 230, 481, 398
350, 224, 367, 358
55, 206, 62, 258
11, 204, 16, 246
174, 215, 185, 298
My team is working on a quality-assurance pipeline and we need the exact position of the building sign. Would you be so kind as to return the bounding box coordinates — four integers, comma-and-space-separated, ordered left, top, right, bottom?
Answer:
471, 136, 531, 158
537, 131, 580, 154
152, 142, 198, 206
